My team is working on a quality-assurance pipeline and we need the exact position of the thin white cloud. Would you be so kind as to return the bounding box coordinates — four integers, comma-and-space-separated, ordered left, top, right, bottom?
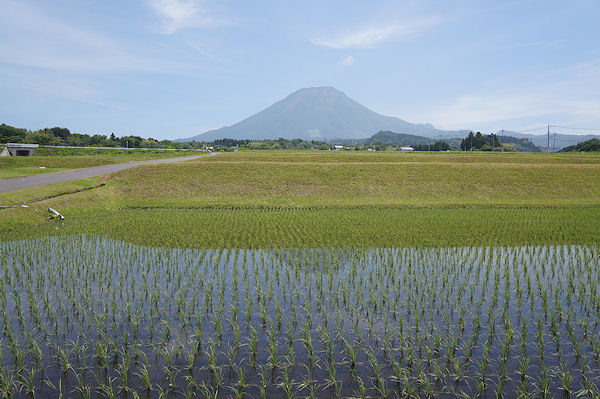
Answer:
148, 0, 229, 34
504, 39, 565, 49
186, 41, 223, 62
340, 56, 355, 66
423, 59, 600, 132
312, 16, 441, 49
0, 1, 177, 73
0, 67, 102, 103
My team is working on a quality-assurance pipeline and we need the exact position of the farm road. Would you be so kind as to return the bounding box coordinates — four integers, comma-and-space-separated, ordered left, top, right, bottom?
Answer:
0, 152, 217, 193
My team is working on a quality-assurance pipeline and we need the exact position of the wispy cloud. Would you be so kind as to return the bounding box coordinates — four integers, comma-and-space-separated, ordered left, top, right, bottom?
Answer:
502, 39, 566, 50
312, 16, 441, 49
186, 41, 223, 61
0, 66, 102, 104
0, 1, 177, 73
423, 59, 600, 131
148, 0, 229, 34
340, 56, 355, 66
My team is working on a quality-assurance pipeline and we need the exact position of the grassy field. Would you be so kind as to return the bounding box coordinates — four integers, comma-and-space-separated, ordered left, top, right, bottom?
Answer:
0, 147, 199, 178
109, 157, 600, 207
1, 150, 600, 398
200, 150, 600, 164
1, 150, 599, 247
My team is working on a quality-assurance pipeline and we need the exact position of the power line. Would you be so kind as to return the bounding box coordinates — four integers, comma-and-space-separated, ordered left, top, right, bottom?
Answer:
497, 124, 600, 135
504, 126, 548, 132
551, 125, 600, 131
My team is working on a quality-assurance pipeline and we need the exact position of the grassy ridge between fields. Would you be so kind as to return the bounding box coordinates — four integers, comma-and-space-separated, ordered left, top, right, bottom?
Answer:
1, 151, 599, 248
108, 161, 600, 206
200, 151, 600, 164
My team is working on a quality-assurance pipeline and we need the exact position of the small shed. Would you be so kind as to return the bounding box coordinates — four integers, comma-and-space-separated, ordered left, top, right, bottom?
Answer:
1, 143, 39, 156
400, 146, 414, 151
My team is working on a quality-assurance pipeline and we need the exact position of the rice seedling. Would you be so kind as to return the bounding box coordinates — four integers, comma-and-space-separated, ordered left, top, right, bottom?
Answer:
0, 235, 597, 397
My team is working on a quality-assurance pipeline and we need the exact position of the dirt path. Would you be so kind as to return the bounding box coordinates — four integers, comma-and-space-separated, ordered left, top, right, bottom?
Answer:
0, 152, 217, 193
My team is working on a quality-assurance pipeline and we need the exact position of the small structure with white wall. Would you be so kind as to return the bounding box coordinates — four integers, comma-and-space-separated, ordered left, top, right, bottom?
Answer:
1, 143, 39, 156
400, 146, 414, 151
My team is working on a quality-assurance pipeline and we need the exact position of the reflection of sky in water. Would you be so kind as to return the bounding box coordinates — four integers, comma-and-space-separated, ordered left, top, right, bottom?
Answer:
0, 236, 598, 398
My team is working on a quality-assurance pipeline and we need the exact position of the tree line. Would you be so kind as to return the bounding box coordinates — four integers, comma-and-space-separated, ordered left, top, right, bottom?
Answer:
4, 123, 560, 152
460, 131, 502, 151
0, 124, 331, 151
559, 138, 600, 152
0, 124, 200, 149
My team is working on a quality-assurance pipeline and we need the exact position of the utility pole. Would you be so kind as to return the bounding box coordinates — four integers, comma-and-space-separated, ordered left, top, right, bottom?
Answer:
547, 124, 550, 153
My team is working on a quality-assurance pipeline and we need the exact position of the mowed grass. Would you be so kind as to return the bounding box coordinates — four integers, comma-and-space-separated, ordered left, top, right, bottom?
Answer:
108, 152, 600, 207
201, 150, 600, 164
1, 150, 599, 247
0, 147, 199, 178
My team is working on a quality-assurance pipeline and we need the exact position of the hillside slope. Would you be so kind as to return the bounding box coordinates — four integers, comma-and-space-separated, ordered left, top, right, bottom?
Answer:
181, 87, 468, 141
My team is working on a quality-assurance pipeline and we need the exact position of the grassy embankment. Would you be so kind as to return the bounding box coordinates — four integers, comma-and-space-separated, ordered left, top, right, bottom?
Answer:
1, 150, 599, 247
0, 146, 199, 179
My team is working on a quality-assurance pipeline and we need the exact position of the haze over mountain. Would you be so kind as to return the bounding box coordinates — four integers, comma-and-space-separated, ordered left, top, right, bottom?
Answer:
495, 131, 600, 152
180, 87, 469, 142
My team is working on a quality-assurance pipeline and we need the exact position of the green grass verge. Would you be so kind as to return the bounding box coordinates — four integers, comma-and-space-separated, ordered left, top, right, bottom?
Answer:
203, 150, 600, 164
0, 147, 200, 178
0, 176, 105, 207
1, 151, 599, 248
107, 157, 600, 207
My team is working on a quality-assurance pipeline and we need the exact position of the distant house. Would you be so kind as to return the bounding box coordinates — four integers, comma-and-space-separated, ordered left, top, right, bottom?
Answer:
332, 145, 344, 151
400, 146, 414, 151
0, 143, 39, 156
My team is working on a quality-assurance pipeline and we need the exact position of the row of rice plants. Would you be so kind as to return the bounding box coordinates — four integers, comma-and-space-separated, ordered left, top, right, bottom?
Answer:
0, 235, 598, 397
21, 205, 599, 249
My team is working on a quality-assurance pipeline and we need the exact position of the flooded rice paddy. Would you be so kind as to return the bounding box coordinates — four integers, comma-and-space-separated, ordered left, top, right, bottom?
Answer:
0, 235, 598, 398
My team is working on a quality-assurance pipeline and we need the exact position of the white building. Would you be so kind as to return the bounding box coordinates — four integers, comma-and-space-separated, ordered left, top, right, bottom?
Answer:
400, 146, 414, 151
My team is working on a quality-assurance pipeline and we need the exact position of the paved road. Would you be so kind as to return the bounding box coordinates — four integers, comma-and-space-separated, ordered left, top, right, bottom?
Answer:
0, 152, 217, 193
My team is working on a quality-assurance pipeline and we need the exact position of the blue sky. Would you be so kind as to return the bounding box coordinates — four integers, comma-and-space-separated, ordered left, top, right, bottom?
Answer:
1, 0, 599, 140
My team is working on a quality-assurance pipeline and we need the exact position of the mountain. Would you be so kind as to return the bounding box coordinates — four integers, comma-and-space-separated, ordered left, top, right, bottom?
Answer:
498, 135, 542, 152
331, 131, 433, 146
368, 131, 433, 146
179, 87, 469, 142
332, 130, 542, 152
498, 131, 600, 152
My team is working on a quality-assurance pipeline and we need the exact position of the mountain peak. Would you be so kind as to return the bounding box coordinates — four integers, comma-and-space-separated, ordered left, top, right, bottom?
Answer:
284, 87, 350, 105
292, 86, 345, 96
180, 87, 468, 141
295, 86, 341, 93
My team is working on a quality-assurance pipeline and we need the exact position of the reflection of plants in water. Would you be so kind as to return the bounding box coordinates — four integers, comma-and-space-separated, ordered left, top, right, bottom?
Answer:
0, 236, 599, 397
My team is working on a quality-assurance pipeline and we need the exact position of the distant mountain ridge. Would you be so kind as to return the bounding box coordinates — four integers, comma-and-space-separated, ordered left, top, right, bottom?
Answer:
332, 130, 543, 152
179, 87, 469, 142
496, 131, 600, 151
331, 131, 432, 146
